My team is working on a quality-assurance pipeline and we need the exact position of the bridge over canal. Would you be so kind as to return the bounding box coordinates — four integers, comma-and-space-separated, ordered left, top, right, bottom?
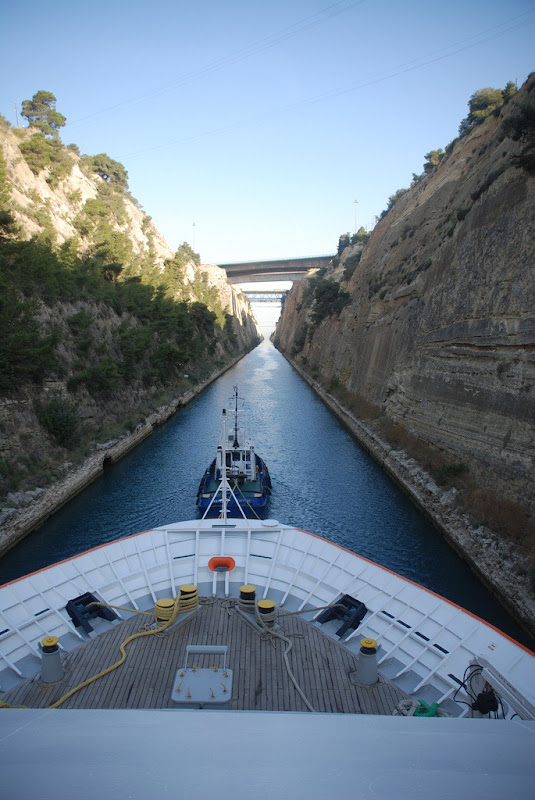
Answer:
219, 254, 334, 284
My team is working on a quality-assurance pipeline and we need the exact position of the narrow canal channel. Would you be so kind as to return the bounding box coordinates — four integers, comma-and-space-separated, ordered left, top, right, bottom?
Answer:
0, 339, 530, 646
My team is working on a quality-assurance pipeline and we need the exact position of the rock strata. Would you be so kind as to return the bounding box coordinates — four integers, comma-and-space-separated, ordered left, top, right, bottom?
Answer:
285, 355, 535, 639
274, 77, 535, 637
275, 76, 535, 513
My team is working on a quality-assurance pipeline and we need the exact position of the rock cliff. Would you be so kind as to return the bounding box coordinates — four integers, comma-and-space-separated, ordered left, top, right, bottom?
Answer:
275, 75, 535, 612
0, 120, 260, 530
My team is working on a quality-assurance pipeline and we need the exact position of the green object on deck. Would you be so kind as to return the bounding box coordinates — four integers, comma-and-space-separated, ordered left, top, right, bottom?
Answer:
414, 700, 439, 717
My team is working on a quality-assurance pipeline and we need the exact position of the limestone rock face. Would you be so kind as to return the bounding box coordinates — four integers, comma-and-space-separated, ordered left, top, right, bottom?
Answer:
275, 76, 535, 511
2, 126, 172, 267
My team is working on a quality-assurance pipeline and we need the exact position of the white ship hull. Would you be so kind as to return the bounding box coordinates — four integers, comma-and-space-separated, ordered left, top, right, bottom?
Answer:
1, 517, 533, 718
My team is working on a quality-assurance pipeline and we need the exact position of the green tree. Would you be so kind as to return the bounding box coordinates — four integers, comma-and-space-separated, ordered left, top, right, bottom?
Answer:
177, 241, 200, 266
86, 154, 129, 189
350, 227, 370, 245
459, 87, 504, 136
0, 146, 16, 238
379, 187, 408, 219
423, 149, 444, 173
311, 279, 351, 324
337, 233, 350, 255
503, 81, 517, 101
21, 91, 66, 139
163, 242, 200, 296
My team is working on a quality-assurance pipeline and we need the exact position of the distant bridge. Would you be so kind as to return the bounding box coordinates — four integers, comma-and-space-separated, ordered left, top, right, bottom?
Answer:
243, 291, 287, 302
220, 255, 334, 284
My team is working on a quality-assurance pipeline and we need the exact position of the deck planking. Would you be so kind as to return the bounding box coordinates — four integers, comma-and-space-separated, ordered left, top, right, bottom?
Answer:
2, 598, 409, 714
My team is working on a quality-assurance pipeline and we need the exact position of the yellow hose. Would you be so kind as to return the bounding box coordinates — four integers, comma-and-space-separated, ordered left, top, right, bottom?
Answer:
1, 591, 185, 710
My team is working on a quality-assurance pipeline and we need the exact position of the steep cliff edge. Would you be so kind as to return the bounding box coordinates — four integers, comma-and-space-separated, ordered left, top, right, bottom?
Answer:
274, 76, 535, 628
0, 120, 261, 537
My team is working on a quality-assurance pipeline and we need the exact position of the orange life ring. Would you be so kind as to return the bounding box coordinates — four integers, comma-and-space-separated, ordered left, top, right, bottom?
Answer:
208, 556, 236, 572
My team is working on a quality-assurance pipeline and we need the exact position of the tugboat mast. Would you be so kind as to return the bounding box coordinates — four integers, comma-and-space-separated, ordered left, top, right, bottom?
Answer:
232, 386, 240, 448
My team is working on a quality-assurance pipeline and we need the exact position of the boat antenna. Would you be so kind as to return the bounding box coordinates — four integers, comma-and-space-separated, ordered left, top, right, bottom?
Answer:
221, 408, 228, 522
232, 385, 240, 448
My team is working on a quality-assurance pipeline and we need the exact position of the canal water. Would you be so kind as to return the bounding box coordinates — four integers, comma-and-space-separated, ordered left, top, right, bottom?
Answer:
0, 338, 530, 646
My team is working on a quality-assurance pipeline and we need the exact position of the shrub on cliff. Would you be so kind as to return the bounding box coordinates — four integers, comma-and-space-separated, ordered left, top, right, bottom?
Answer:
337, 233, 351, 255
311, 279, 351, 325
423, 149, 444, 173
502, 102, 535, 174
379, 187, 408, 219
82, 153, 129, 190
350, 227, 370, 246
458, 82, 517, 137
35, 395, 80, 447
19, 133, 74, 187
0, 279, 60, 388
343, 251, 362, 281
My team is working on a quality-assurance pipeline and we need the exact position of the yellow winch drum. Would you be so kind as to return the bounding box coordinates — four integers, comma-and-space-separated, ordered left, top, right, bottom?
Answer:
238, 584, 257, 614
154, 598, 175, 626
179, 584, 199, 613
256, 598, 277, 627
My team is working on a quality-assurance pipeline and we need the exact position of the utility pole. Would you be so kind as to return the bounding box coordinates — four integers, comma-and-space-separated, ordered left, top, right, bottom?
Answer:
192, 222, 196, 250
354, 199, 358, 234
14, 102, 19, 127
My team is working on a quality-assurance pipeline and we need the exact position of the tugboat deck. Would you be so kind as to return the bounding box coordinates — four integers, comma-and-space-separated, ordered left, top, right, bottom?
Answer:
203, 476, 264, 495
2, 598, 409, 713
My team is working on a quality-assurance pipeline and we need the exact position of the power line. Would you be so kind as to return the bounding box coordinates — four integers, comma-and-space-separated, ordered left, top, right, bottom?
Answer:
65, 0, 366, 131
121, 10, 535, 160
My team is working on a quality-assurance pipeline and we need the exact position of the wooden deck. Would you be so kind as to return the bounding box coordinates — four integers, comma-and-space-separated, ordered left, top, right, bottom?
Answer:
2, 599, 408, 713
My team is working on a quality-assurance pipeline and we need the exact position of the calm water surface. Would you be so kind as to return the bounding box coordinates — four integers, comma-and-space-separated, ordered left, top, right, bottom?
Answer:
1, 339, 530, 646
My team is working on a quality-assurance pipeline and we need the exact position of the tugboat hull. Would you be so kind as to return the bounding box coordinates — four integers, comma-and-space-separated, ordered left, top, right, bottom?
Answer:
197, 455, 271, 518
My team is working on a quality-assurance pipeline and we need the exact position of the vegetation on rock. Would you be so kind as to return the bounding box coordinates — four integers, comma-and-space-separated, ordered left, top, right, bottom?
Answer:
21, 90, 66, 139
458, 81, 517, 137
309, 278, 351, 327
0, 92, 260, 503
82, 153, 129, 189
20, 134, 74, 187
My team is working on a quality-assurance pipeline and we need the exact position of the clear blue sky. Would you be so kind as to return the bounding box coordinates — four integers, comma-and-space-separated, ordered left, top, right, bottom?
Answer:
1, 1, 533, 264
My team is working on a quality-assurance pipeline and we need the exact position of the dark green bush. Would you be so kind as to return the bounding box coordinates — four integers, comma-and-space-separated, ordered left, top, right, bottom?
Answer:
311, 279, 351, 325
432, 462, 469, 486
19, 134, 73, 187
343, 252, 361, 281
35, 395, 80, 447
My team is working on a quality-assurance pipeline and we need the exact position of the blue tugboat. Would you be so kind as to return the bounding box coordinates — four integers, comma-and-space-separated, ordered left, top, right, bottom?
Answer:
196, 387, 272, 518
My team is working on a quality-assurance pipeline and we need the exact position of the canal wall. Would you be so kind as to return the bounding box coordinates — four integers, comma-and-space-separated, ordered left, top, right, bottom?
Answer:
286, 355, 535, 641
0, 354, 244, 559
